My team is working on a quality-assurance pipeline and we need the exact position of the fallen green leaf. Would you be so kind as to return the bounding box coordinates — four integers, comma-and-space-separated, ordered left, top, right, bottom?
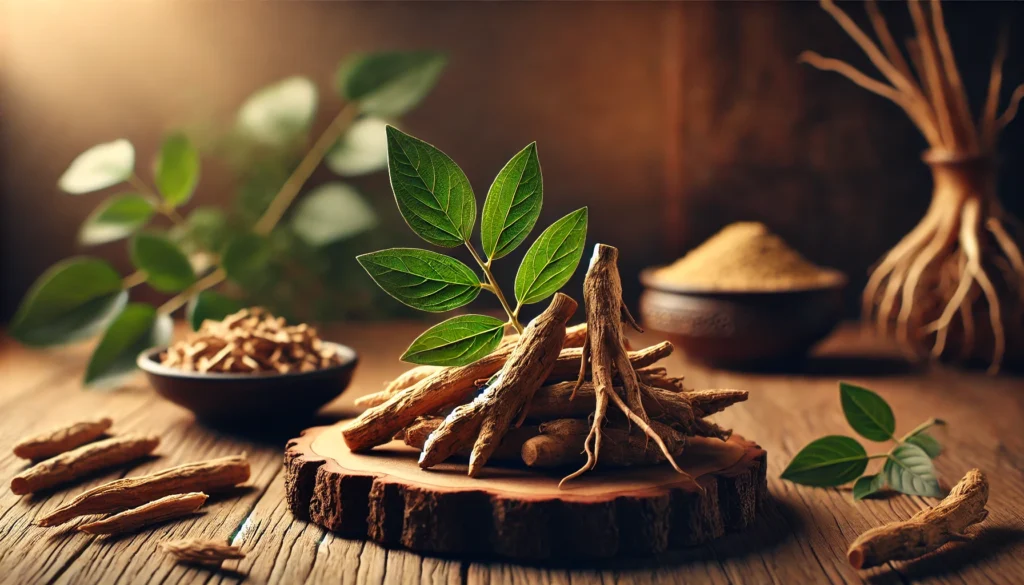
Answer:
840, 381, 896, 442
884, 443, 943, 497
781, 435, 868, 487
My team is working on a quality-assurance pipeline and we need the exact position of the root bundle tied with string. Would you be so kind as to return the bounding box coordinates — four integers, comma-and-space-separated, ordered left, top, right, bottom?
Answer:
803, 0, 1024, 372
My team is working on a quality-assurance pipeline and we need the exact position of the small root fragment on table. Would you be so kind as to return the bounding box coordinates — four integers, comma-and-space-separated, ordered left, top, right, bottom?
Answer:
562, 244, 694, 487
847, 468, 989, 570
78, 492, 208, 535
12, 416, 113, 461
11, 434, 160, 496
419, 293, 577, 476
160, 539, 245, 566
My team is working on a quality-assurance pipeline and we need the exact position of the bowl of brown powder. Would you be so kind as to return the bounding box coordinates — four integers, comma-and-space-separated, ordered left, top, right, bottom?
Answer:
640, 222, 846, 368
137, 308, 357, 424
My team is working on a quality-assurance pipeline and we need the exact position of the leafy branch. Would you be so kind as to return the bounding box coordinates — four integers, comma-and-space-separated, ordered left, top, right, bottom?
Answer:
10, 51, 448, 388
781, 382, 947, 499
358, 128, 588, 366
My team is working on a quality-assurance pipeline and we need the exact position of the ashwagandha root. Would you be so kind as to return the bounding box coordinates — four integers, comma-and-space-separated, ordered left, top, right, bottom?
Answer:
160, 539, 245, 566
343, 326, 660, 453
354, 366, 441, 409
78, 492, 208, 535
847, 468, 989, 569
398, 417, 537, 462
563, 244, 690, 486
38, 454, 250, 527
522, 419, 686, 469
419, 293, 577, 476
11, 434, 160, 495
13, 417, 113, 461
525, 382, 747, 426
352, 324, 588, 410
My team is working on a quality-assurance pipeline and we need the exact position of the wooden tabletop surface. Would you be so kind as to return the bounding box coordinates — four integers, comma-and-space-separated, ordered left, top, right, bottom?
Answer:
0, 322, 1022, 585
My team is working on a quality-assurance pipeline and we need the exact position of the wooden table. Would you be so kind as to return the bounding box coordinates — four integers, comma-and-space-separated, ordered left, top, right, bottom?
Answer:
0, 323, 1022, 584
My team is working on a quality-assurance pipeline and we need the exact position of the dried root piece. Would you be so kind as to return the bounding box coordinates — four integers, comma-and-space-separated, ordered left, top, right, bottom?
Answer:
522, 419, 686, 469
419, 293, 577, 476
525, 382, 746, 425
354, 366, 441, 409
11, 434, 159, 495
563, 244, 688, 486
78, 492, 208, 535
161, 539, 245, 566
38, 454, 249, 527
847, 469, 989, 569
399, 417, 536, 462
13, 417, 113, 461
342, 321, 588, 452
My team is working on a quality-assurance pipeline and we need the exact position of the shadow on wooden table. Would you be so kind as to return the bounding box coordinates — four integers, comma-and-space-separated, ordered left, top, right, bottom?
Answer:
863, 523, 1024, 584
712, 354, 919, 378
188, 410, 356, 447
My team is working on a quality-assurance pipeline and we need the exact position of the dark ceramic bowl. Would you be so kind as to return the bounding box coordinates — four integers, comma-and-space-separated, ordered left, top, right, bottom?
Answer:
137, 342, 358, 424
639, 271, 846, 369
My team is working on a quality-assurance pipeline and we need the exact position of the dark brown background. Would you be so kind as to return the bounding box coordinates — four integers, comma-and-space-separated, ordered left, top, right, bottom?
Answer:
2, 1, 1022, 322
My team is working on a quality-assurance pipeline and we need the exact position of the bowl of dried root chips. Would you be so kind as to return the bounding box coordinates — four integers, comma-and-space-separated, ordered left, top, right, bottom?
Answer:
137, 308, 357, 423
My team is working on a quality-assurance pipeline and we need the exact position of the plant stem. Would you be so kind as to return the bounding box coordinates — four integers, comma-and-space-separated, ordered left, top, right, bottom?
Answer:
122, 271, 148, 288
465, 243, 523, 333
252, 103, 359, 236
899, 418, 945, 442
129, 175, 184, 225
867, 454, 890, 460
156, 268, 227, 316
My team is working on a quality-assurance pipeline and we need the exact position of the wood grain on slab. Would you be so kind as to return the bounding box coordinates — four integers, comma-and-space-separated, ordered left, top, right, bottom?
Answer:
0, 323, 1020, 584
285, 423, 767, 560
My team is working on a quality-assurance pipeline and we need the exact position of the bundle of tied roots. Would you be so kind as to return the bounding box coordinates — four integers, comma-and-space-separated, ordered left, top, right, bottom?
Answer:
343, 244, 748, 483
802, 0, 1024, 372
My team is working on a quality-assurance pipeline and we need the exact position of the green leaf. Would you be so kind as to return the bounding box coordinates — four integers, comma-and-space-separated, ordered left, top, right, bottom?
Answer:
84, 303, 172, 389
325, 117, 389, 176
78, 193, 155, 245
401, 315, 505, 367
10, 258, 127, 346
222, 233, 272, 288
840, 382, 896, 442
884, 443, 943, 497
290, 182, 377, 247
386, 126, 475, 248
906, 431, 942, 459
852, 474, 886, 500
58, 139, 135, 194
481, 143, 543, 260
154, 133, 200, 206
514, 208, 588, 306
780, 435, 868, 487
130, 233, 195, 293
357, 248, 480, 312
187, 290, 244, 331
336, 51, 447, 117
236, 76, 317, 146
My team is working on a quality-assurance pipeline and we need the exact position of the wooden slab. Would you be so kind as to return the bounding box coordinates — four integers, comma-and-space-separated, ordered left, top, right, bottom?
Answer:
285, 421, 768, 560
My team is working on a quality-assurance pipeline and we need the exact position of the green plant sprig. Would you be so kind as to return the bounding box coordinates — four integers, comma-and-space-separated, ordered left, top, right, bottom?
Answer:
10, 51, 448, 388
781, 382, 947, 499
358, 127, 588, 367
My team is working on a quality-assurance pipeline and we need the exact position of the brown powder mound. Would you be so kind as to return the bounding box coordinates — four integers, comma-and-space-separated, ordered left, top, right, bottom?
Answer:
651, 222, 844, 291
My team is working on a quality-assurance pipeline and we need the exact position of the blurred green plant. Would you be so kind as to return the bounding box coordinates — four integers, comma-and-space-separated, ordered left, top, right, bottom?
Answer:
358, 127, 588, 367
10, 51, 448, 388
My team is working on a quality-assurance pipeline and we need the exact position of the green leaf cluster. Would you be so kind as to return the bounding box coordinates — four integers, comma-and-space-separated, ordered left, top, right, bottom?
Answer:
11, 50, 448, 387
781, 382, 946, 499
358, 127, 588, 367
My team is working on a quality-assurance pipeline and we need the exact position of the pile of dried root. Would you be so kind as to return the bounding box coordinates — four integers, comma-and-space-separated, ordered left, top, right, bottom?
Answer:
344, 244, 748, 484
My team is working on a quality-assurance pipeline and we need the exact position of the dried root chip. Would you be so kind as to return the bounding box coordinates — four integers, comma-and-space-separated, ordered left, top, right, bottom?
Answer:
160, 308, 341, 374
78, 492, 208, 535
11, 434, 159, 495
13, 417, 113, 461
